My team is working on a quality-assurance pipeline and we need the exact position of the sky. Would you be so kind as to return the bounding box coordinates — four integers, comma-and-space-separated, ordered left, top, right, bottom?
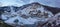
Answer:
0, 0, 34, 6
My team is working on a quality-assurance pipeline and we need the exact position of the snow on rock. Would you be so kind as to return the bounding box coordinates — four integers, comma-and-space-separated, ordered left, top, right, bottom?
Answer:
1, 2, 54, 26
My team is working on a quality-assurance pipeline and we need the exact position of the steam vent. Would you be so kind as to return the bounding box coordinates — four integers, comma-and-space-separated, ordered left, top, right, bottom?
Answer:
0, 0, 60, 27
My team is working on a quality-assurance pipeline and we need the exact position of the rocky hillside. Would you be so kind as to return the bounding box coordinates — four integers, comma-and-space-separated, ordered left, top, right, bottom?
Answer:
0, 2, 60, 27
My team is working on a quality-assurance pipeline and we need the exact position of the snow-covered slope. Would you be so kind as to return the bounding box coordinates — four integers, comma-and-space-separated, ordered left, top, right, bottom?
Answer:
1, 2, 54, 27
0, 0, 60, 27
